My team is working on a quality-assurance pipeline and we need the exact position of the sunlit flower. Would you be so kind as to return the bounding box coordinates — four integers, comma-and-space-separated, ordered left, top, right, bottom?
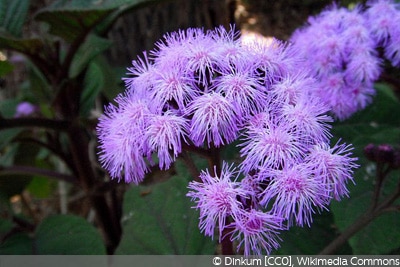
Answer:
281, 95, 333, 144
187, 92, 239, 147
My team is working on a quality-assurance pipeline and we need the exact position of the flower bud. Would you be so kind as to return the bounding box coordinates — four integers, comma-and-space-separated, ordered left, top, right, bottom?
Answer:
364, 143, 377, 162
376, 144, 394, 163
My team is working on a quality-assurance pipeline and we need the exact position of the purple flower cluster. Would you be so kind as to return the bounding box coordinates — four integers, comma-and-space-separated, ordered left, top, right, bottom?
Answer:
97, 26, 358, 255
366, 0, 400, 66
290, 0, 400, 120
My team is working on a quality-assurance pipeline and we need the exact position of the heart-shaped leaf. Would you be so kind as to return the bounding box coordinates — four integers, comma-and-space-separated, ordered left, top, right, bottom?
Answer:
116, 166, 215, 254
0, 0, 30, 37
0, 215, 106, 255
330, 83, 400, 254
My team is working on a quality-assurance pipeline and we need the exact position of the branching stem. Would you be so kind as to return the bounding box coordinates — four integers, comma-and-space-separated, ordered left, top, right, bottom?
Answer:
319, 173, 400, 255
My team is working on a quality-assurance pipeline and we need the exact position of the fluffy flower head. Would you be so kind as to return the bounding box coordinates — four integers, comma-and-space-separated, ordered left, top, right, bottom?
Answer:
229, 209, 283, 256
97, 97, 151, 184
290, 4, 379, 120
187, 163, 249, 240
260, 164, 329, 227
187, 92, 239, 147
97, 25, 359, 256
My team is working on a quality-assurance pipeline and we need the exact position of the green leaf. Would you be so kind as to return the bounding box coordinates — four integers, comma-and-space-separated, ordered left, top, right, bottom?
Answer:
0, 233, 33, 254
0, 215, 106, 254
0, 98, 19, 118
46, 0, 158, 10
0, 129, 23, 151
35, 9, 113, 42
0, 142, 39, 199
101, 65, 126, 101
0, 5, 44, 55
0, 0, 30, 37
115, 172, 215, 254
274, 211, 352, 255
34, 215, 106, 254
25, 61, 52, 103
348, 212, 400, 254
330, 83, 400, 254
331, 170, 400, 254
69, 34, 112, 79
34, 0, 164, 41
0, 218, 13, 236
80, 56, 118, 116
0, 60, 14, 77
0, 31, 45, 55
332, 83, 400, 136
26, 176, 54, 198
80, 62, 101, 116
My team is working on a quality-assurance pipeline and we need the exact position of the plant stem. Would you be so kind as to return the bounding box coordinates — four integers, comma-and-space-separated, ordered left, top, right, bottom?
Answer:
207, 145, 235, 255
182, 142, 210, 158
180, 150, 202, 182
14, 136, 76, 175
0, 165, 78, 184
318, 210, 379, 255
319, 178, 400, 255
371, 162, 388, 210
67, 122, 121, 254
58, 161, 68, 214
207, 145, 221, 177
221, 218, 234, 255
184, 143, 235, 255
0, 117, 70, 131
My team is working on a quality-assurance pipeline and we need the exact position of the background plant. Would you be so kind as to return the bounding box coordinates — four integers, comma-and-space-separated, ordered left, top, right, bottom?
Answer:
0, 0, 399, 255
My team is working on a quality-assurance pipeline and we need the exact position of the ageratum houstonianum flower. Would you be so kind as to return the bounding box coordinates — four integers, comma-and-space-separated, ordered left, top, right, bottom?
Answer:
97, 26, 358, 255
306, 141, 359, 201
290, 4, 379, 120
187, 163, 249, 241
259, 163, 329, 227
14, 101, 38, 117
290, 0, 400, 120
365, 0, 400, 66
97, 95, 151, 184
145, 111, 188, 170
187, 92, 239, 147
229, 209, 283, 256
